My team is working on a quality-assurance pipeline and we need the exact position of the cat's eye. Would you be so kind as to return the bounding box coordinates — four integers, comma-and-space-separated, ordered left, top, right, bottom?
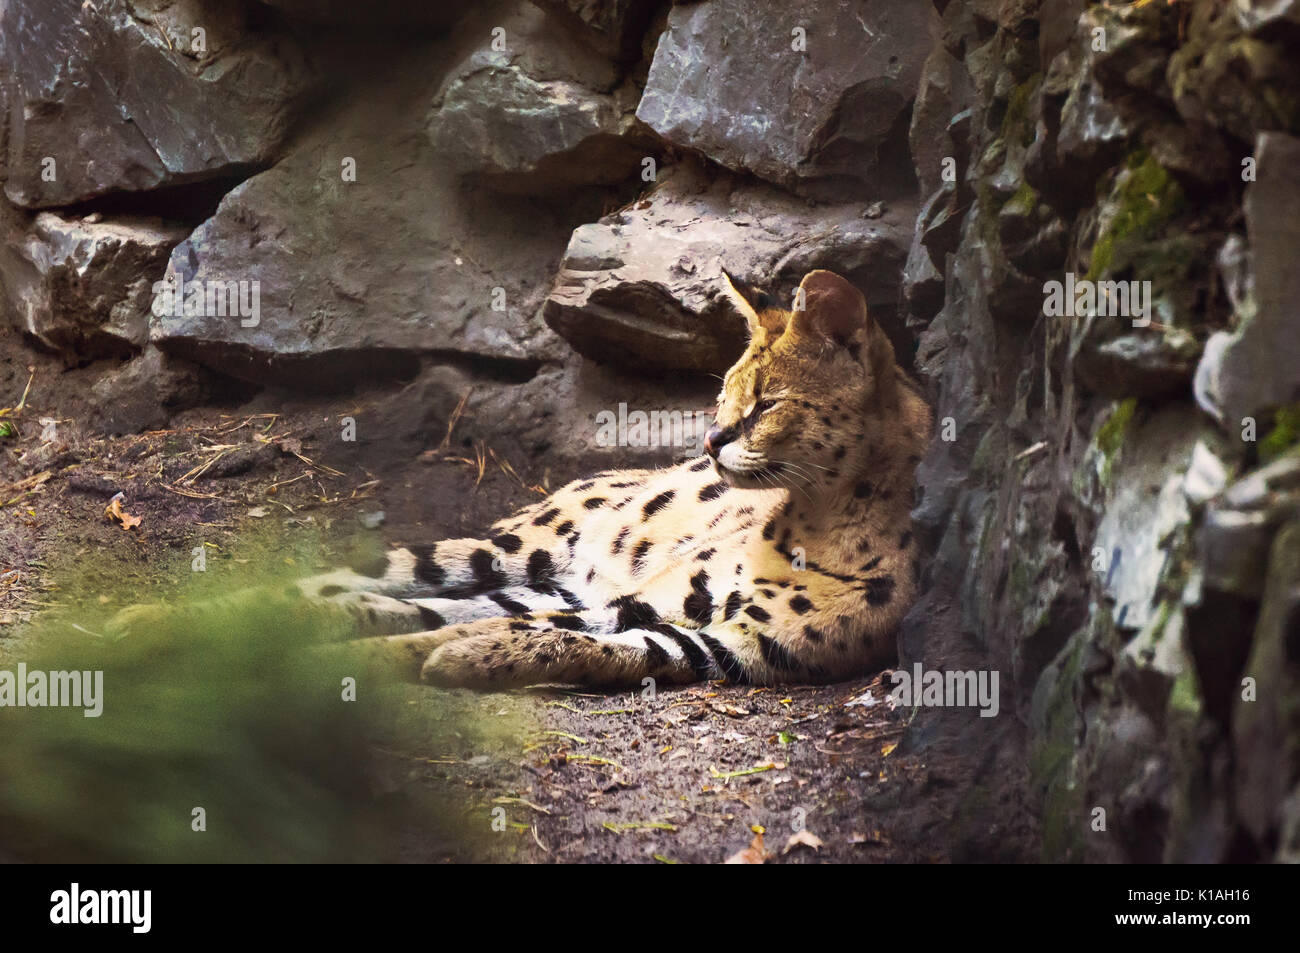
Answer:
754, 398, 779, 415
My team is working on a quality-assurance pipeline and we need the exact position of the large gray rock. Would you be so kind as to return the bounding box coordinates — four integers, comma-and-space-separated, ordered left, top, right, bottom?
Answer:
1195, 133, 1300, 427
1089, 406, 1204, 634
0, 207, 187, 358
149, 40, 573, 387
909, 44, 972, 199
428, 2, 651, 191
0, 0, 318, 209
636, 0, 937, 197
542, 163, 915, 374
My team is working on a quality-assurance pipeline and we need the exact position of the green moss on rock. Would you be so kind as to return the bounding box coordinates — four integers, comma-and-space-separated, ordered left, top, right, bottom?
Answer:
1086, 152, 1185, 282
1001, 181, 1040, 219
1259, 403, 1300, 464
1096, 397, 1138, 485
1001, 74, 1042, 149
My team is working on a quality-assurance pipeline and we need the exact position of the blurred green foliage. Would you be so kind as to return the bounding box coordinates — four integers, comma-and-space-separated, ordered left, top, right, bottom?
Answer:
0, 527, 526, 862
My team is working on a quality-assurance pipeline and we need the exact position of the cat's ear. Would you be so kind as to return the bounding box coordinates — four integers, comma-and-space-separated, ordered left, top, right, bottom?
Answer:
721, 270, 782, 337
786, 270, 870, 348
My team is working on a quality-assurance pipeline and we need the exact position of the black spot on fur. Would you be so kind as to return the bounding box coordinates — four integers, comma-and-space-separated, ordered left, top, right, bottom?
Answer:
318, 584, 347, 598
762, 518, 777, 541
643, 490, 675, 519
470, 548, 506, 589
554, 520, 574, 536
489, 592, 530, 615
491, 533, 523, 554
574, 481, 595, 491
583, 497, 607, 509
532, 507, 560, 527
417, 605, 445, 629
854, 481, 874, 499
550, 613, 587, 631
631, 539, 652, 574
683, 570, 713, 624
661, 628, 712, 679
643, 635, 671, 669
744, 604, 771, 622
803, 624, 825, 643
789, 594, 813, 615
612, 527, 630, 555
554, 586, 585, 611
526, 550, 554, 586
410, 544, 445, 587
722, 590, 743, 620
864, 575, 895, 606
699, 633, 747, 684
609, 595, 661, 631
689, 457, 712, 472
861, 556, 883, 572
698, 481, 728, 502
758, 634, 798, 671
898, 530, 913, 550
695, 547, 715, 561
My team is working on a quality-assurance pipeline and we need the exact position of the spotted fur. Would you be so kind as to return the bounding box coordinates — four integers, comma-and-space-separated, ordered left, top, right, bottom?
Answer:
111, 271, 931, 691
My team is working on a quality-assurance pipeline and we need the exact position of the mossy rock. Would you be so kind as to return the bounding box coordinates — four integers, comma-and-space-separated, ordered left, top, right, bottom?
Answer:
1259, 403, 1300, 465
1095, 397, 1138, 486
1086, 151, 1186, 283
1000, 74, 1041, 150
1029, 631, 1090, 861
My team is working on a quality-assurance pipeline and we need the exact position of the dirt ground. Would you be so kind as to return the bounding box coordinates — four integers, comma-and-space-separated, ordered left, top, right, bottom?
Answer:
1, 323, 1032, 863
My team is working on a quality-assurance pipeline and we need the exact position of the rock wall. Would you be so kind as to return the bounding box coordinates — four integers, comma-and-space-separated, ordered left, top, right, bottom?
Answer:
908, 0, 1300, 862
2, 0, 1298, 861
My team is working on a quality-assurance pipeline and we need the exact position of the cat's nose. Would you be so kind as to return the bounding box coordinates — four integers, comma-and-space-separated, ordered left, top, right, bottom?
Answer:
704, 424, 739, 457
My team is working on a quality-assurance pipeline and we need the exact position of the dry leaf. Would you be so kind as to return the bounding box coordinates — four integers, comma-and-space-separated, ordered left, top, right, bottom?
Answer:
724, 831, 770, 864
782, 831, 824, 854
709, 701, 750, 718
104, 494, 142, 531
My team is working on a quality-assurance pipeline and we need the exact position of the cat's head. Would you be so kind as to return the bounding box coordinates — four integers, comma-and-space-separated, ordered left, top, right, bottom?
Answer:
705, 269, 901, 492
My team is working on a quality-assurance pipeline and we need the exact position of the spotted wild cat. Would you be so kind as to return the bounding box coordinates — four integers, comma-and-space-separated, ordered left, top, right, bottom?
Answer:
110, 270, 931, 689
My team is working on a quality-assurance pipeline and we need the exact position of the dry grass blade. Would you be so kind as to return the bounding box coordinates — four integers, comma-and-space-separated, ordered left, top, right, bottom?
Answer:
436, 389, 472, 452
1, 470, 52, 507
159, 483, 234, 502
